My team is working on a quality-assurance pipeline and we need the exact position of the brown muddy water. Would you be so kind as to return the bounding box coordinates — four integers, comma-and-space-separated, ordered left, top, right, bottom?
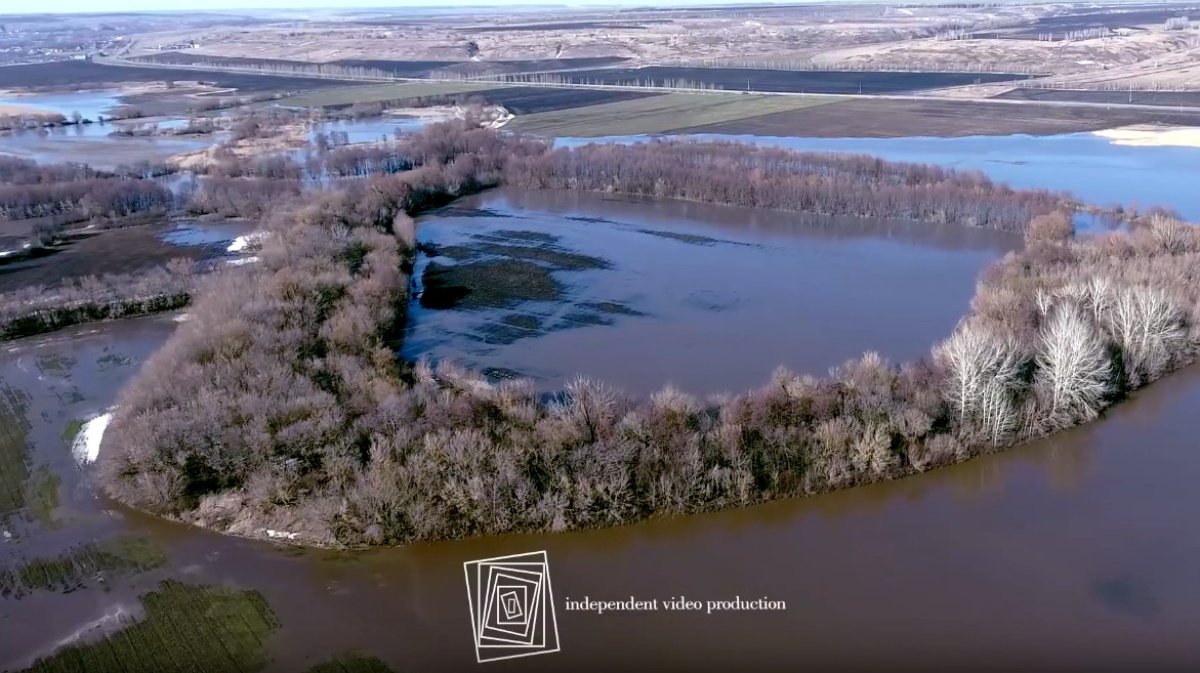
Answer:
403, 189, 1020, 396
3, 198, 1200, 672
2, 315, 1200, 671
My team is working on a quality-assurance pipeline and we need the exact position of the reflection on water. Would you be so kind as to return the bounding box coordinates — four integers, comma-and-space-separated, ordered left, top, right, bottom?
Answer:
159, 220, 257, 250
554, 132, 1200, 222
404, 189, 1017, 395
310, 116, 430, 145
0, 123, 210, 170
0, 91, 123, 121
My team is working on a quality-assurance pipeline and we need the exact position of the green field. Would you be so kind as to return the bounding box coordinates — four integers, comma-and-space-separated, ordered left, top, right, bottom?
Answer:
284, 82, 500, 108
506, 92, 842, 137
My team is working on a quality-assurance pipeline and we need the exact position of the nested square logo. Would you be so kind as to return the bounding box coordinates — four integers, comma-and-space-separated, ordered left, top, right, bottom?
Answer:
464, 551, 560, 663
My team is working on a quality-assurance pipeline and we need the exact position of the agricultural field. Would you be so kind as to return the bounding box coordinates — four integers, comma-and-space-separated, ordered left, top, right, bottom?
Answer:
0, 60, 357, 93
281, 81, 499, 108
996, 88, 1200, 107
505, 92, 839, 136
461, 86, 663, 115
549, 67, 1034, 94
335, 56, 631, 77
684, 96, 1200, 138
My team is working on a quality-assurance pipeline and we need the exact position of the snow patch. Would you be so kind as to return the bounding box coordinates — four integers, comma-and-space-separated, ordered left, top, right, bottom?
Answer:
1094, 124, 1200, 148
225, 255, 259, 267
72, 412, 113, 466
266, 529, 299, 540
227, 231, 268, 253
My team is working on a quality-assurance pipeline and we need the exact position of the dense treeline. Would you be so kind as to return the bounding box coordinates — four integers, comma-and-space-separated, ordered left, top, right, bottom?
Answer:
0, 178, 172, 222
0, 260, 197, 339
507, 140, 1066, 232
98, 124, 1200, 548
184, 177, 304, 219
0, 157, 173, 223
101, 125, 530, 532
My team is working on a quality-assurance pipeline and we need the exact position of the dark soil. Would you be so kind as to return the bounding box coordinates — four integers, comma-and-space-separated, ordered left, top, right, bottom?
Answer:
556, 67, 1033, 94
465, 21, 661, 31
682, 97, 1200, 137
459, 86, 663, 114
333, 56, 630, 77
0, 227, 205, 292
995, 88, 1200, 108
0, 60, 358, 92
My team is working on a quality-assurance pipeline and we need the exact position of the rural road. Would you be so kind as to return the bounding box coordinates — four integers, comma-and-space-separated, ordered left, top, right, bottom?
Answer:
93, 56, 1200, 116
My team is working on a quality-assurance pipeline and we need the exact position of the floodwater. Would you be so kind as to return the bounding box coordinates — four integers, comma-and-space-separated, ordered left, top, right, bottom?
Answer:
310, 115, 429, 145
554, 132, 1200, 222
2, 314, 1200, 671
0, 91, 123, 121
4, 128, 1200, 672
402, 189, 1017, 395
0, 123, 210, 170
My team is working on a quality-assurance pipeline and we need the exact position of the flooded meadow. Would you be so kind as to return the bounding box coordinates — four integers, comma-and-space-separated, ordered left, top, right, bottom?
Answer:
404, 189, 1018, 395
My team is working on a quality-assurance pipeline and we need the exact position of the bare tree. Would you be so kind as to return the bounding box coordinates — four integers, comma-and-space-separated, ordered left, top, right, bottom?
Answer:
1035, 303, 1112, 430
934, 320, 1026, 443
1104, 284, 1191, 385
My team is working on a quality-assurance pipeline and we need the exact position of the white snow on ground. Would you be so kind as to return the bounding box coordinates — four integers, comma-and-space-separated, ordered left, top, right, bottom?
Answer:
227, 231, 269, 253
1094, 124, 1200, 148
266, 529, 299, 540
72, 412, 113, 466
487, 111, 515, 129
225, 255, 259, 267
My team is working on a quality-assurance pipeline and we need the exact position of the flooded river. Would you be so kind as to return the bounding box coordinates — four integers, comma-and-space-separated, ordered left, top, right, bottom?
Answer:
2, 313, 1200, 671
2, 127, 1200, 671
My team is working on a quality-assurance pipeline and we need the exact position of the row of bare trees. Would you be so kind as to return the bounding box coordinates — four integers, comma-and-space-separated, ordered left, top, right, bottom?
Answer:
96, 123, 1200, 548
0, 259, 197, 339
506, 140, 1067, 231
0, 177, 172, 221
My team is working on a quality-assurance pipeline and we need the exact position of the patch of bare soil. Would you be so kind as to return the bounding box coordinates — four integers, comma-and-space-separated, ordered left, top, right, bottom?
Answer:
0, 227, 203, 292
682, 97, 1200, 137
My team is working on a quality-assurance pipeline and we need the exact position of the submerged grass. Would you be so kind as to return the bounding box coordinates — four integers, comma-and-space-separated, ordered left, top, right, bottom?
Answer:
421, 260, 564, 309
21, 580, 281, 673
0, 535, 167, 598
62, 419, 85, 445
25, 465, 61, 529
34, 354, 76, 378
0, 384, 31, 520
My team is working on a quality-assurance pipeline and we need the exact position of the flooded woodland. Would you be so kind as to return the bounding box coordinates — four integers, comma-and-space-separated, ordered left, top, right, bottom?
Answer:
3, 85, 1200, 673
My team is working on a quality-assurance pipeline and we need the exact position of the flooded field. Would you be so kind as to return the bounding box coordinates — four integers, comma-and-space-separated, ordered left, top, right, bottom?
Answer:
403, 189, 1017, 395
1, 312, 1200, 671
310, 115, 429, 145
555, 132, 1200, 221
0, 124, 210, 170
0, 91, 123, 121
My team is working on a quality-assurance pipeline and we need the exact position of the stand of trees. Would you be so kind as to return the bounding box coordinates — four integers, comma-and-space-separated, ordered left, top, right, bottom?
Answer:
0, 157, 173, 222
0, 260, 197, 339
507, 140, 1066, 232
95, 123, 1200, 548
